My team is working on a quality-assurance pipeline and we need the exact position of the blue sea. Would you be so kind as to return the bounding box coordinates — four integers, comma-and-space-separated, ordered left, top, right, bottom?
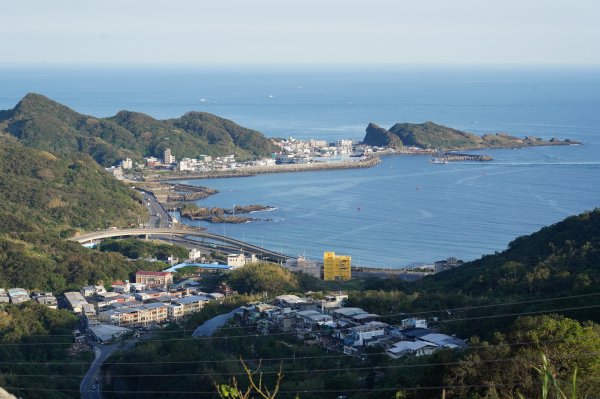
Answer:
2, 65, 599, 267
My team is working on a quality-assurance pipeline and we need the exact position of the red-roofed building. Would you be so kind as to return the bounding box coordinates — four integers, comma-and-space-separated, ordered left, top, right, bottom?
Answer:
135, 271, 173, 288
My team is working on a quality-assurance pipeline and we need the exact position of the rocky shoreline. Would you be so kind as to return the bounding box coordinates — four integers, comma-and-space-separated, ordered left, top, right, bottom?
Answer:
431, 153, 493, 163
179, 204, 275, 224
166, 184, 219, 202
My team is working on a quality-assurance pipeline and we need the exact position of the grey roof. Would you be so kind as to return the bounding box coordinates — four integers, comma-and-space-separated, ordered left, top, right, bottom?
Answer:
333, 307, 367, 317
89, 324, 130, 342
175, 295, 211, 305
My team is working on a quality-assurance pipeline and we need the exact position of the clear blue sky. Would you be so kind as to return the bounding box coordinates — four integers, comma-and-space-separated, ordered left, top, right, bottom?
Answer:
2, 0, 599, 65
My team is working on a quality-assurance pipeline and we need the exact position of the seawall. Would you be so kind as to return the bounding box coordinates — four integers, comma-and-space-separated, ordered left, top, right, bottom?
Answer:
144, 156, 381, 181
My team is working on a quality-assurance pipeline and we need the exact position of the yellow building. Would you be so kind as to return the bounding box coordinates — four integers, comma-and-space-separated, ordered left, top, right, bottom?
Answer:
323, 252, 351, 281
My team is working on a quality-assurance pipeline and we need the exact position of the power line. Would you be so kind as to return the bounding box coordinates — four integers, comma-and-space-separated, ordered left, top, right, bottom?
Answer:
379, 291, 600, 319
2, 382, 527, 395
0, 337, 585, 366
12, 291, 600, 338
3, 352, 598, 379
439, 304, 600, 323
0, 302, 597, 348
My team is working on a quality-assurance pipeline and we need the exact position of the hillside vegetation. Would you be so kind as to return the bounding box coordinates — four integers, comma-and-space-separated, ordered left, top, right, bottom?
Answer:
0, 302, 86, 399
417, 208, 599, 299
0, 138, 163, 291
0, 93, 276, 166
363, 121, 575, 150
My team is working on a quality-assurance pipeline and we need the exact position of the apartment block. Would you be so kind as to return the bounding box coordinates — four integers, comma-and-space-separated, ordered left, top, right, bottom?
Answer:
323, 252, 351, 281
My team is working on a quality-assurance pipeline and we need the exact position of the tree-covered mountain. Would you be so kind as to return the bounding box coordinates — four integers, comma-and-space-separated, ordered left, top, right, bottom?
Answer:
0, 93, 277, 166
0, 137, 165, 291
416, 208, 599, 299
362, 121, 575, 150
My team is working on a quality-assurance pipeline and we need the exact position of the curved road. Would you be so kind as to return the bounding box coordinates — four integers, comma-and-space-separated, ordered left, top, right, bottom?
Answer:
192, 307, 243, 337
70, 227, 293, 262
80, 343, 116, 399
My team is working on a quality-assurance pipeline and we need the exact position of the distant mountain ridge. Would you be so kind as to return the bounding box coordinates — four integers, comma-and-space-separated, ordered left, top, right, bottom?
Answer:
363, 121, 577, 150
0, 93, 276, 166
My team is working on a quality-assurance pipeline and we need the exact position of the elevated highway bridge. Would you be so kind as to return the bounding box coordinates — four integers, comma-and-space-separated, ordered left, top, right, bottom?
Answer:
69, 227, 294, 263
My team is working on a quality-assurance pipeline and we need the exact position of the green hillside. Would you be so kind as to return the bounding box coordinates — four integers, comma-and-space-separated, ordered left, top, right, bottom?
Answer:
389, 121, 483, 149
0, 137, 166, 291
0, 93, 276, 166
362, 121, 575, 150
0, 137, 144, 234
417, 208, 600, 299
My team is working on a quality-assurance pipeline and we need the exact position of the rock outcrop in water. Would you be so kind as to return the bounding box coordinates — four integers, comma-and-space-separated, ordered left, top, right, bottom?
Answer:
362, 121, 580, 150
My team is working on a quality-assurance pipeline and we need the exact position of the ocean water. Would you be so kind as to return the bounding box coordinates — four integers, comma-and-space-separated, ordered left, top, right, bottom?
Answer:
1, 65, 599, 267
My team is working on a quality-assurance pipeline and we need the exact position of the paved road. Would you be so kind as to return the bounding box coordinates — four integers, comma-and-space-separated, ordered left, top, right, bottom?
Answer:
71, 228, 292, 262
192, 307, 243, 337
80, 335, 153, 399
139, 190, 171, 228
80, 343, 118, 399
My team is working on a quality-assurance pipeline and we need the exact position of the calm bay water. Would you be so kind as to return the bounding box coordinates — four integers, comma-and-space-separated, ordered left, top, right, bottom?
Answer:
1, 66, 599, 267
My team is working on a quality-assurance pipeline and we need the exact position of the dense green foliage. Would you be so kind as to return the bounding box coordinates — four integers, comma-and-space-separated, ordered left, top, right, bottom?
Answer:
0, 234, 165, 292
0, 138, 164, 291
418, 209, 600, 299
224, 262, 357, 295
225, 262, 309, 295
0, 302, 88, 399
362, 121, 568, 150
443, 315, 600, 399
98, 238, 189, 261
363, 123, 403, 148
0, 93, 277, 166
103, 310, 599, 399
0, 137, 144, 234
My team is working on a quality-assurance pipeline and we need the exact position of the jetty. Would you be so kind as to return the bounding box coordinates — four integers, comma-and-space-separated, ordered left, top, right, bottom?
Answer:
144, 156, 381, 181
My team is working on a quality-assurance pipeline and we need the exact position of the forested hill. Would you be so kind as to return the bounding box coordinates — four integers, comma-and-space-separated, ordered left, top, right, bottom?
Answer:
0, 137, 144, 235
416, 208, 600, 299
0, 93, 276, 166
362, 121, 576, 150
0, 137, 164, 291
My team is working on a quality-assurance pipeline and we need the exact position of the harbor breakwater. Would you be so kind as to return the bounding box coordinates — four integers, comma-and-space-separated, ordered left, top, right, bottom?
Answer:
145, 156, 381, 181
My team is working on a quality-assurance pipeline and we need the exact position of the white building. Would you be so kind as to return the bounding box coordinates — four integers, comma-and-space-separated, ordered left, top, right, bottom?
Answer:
227, 253, 246, 268
189, 248, 202, 262
120, 158, 133, 169
167, 295, 211, 319
8, 288, 30, 304
401, 318, 428, 329
89, 324, 130, 343
0, 289, 9, 303
283, 256, 321, 278
387, 341, 438, 359
64, 291, 89, 314
111, 281, 131, 294
99, 303, 168, 326
34, 293, 58, 309
178, 158, 196, 171
320, 292, 348, 310
345, 321, 387, 347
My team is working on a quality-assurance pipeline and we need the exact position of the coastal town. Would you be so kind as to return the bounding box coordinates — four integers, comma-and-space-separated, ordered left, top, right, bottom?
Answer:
0, 263, 466, 359
107, 137, 391, 181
